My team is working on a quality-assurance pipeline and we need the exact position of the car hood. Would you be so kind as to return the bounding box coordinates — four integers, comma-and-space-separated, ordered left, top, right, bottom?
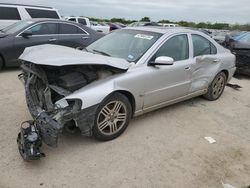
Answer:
232, 41, 250, 49
19, 44, 130, 70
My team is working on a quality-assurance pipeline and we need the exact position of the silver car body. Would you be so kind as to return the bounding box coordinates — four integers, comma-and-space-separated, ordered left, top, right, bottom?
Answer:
20, 27, 236, 117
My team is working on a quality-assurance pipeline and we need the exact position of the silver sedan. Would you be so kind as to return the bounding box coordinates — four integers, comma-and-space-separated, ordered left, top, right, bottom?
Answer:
19, 27, 236, 147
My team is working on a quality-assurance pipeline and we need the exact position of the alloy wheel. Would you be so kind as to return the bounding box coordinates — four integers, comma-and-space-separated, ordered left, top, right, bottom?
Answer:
97, 101, 127, 136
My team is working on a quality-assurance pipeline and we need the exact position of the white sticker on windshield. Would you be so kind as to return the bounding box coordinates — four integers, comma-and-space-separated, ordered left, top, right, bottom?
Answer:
135, 34, 154, 40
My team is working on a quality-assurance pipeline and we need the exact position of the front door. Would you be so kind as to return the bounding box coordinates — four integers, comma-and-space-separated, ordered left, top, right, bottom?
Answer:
142, 34, 192, 109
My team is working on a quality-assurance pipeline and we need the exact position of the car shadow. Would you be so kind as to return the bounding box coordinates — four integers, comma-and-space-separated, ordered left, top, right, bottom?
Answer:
233, 73, 250, 80
31, 96, 205, 159
1, 67, 21, 73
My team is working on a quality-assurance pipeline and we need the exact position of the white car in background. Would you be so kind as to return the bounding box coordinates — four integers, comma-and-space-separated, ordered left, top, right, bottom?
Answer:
0, 3, 61, 30
161, 23, 179, 27
65, 16, 110, 34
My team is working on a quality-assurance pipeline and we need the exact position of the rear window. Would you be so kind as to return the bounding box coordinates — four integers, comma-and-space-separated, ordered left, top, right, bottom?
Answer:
25, 8, 59, 19
59, 23, 87, 34
78, 18, 87, 26
0, 7, 21, 20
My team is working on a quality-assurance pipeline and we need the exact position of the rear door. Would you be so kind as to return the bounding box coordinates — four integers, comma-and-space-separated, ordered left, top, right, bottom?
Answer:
57, 23, 90, 48
12, 22, 58, 66
189, 34, 219, 92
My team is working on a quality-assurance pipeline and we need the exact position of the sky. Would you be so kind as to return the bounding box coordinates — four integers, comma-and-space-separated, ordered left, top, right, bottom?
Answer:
1, 0, 250, 24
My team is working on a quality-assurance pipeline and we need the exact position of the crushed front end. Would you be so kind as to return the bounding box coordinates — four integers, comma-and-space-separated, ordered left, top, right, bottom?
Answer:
17, 62, 99, 160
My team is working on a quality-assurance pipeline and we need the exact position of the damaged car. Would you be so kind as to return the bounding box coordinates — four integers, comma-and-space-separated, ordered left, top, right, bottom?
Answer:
228, 32, 250, 76
17, 27, 236, 160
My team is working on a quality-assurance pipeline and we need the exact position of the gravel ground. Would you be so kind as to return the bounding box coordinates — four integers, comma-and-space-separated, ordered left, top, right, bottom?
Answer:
0, 69, 249, 188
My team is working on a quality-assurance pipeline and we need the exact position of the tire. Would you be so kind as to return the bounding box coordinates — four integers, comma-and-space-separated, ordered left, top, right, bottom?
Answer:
203, 72, 227, 101
0, 57, 3, 71
92, 92, 132, 141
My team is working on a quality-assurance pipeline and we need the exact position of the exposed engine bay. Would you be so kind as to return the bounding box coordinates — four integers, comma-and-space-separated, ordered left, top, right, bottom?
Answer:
17, 61, 125, 160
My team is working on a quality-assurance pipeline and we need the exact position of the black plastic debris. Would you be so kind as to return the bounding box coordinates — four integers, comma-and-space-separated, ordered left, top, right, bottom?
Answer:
226, 83, 242, 90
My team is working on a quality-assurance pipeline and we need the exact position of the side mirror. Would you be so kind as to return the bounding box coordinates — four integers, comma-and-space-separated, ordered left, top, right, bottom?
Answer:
150, 56, 174, 66
21, 30, 32, 38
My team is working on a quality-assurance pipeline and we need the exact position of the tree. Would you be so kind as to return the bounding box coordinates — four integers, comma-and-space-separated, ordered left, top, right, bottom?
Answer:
140, 17, 150, 22
158, 19, 171, 24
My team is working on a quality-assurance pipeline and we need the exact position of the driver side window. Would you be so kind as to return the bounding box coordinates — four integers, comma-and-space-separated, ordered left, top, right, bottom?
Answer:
151, 34, 189, 62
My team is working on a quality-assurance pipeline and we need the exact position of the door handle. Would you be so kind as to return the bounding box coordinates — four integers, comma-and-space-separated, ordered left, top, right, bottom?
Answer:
48, 38, 57, 42
185, 67, 191, 70
213, 59, 220, 63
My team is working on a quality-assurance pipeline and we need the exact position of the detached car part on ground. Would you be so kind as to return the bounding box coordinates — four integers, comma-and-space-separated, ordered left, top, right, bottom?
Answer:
17, 27, 236, 160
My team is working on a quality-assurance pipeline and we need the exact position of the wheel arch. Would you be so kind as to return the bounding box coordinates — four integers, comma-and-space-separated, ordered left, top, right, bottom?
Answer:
114, 90, 136, 117
221, 69, 229, 81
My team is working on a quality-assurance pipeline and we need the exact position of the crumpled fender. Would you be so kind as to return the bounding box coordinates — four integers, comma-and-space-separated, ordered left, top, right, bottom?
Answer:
55, 76, 127, 110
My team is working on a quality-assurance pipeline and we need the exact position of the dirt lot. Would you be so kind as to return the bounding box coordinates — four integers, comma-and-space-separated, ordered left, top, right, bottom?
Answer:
0, 69, 249, 188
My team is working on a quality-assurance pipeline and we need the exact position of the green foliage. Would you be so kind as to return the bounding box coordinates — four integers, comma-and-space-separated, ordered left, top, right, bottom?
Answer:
140, 17, 151, 22
158, 19, 171, 24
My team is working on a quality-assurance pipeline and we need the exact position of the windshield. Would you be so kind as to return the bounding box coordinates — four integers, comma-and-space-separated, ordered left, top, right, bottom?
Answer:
239, 33, 250, 43
86, 29, 162, 62
1, 20, 34, 34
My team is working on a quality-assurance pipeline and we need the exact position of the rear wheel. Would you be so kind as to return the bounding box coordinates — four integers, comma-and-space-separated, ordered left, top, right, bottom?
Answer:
93, 93, 132, 141
203, 72, 227, 101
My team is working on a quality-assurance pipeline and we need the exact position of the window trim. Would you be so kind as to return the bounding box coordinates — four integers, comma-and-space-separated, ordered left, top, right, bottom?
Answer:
191, 34, 217, 57
146, 33, 190, 65
16, 21, 89, 37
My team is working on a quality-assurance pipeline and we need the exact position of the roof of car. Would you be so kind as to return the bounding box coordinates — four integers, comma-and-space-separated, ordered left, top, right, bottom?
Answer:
125, 26, 197, 35
0, 3, 53, 9
24, 18, 79, 24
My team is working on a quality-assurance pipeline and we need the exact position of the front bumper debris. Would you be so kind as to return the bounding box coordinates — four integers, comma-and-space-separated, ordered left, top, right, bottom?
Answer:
17, 121, 45, 160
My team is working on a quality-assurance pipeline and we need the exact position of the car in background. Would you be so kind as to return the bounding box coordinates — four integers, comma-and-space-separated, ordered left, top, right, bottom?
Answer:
65, 17, 110, 34
115, 22, 126, 28
228, 32, 250, 76
0, 19, 103, 70
224, 31, 247, 48
0, 3, 61, 30
17, 27, 236, 160
161, 23, 179, 27
212, 31, 228, 45
128, 21, 161, 27
108, 23, 122, 32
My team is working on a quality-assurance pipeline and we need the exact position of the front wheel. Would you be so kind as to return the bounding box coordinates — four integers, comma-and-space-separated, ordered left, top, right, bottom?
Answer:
93, 93, 132, 141
203, 72, 227, 101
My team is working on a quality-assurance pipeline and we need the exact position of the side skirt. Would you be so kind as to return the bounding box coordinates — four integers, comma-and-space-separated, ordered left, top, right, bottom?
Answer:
134, 89, 207, 117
